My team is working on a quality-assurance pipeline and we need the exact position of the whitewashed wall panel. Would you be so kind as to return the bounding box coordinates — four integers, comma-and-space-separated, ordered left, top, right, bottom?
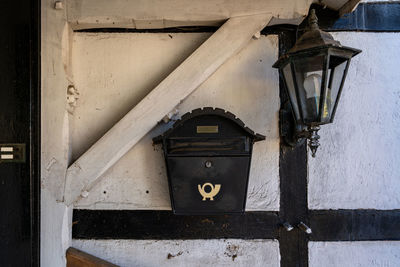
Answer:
309, 241, 400, 267
70, 32, 211, 162
308, 32, 400, 210
71, 33, 280, 211
73, 239, 280, 267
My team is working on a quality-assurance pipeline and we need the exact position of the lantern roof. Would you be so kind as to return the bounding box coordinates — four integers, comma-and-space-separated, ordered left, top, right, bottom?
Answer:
288, 9, 341, 53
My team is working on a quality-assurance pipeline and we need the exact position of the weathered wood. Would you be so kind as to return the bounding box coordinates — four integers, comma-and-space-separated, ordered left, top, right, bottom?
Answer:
41, 0, 75, 265
331, 2, 400, 32
276, 26, 309, 267
64, 14, 273, 205
66, 0, 361, 30
66, 247, 119, 267
67, 0, 312, 30
310, 210, 400, 241
338, 0, 360, 16
72, 210, 279, 240
41, 0, 72, 201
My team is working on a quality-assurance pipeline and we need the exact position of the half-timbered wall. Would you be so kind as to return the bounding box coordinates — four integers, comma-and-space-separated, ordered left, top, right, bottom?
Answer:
70, 32, 281, 266
41, 0, 400, 266
70, 33, 280, 211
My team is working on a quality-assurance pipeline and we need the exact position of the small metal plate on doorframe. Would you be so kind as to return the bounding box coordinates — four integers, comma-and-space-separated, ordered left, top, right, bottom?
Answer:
0, 144, 26, 163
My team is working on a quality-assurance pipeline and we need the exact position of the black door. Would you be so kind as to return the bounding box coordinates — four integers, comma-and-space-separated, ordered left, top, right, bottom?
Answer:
0, 1, 40, 266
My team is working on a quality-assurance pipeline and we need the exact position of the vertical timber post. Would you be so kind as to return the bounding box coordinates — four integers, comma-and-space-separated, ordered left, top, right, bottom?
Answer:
278, 27, 309, 267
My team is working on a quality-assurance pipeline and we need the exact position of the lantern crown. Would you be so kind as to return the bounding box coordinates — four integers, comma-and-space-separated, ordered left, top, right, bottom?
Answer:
273, 10, 361, 69
288, 9, 341, 53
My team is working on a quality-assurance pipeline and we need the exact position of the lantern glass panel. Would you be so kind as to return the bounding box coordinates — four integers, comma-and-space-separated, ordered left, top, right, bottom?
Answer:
293, 54, 326, 124
320, 56, 349, 123
282, 62, 300, 121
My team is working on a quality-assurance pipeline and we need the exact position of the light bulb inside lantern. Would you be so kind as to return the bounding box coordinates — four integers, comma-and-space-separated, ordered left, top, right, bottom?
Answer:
303, 73, 322, 117
303, 73, 321, 99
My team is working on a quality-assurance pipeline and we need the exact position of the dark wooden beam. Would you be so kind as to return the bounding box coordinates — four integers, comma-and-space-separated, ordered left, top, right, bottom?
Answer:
310, 210, 400, 241
308, 2, 400, 32
73, 210, 280, 240
328, 3, 400, 32
279, 142, 309, 267
277, 27, 309, 267
72, 209, 400, 240
295, 3, 400, 34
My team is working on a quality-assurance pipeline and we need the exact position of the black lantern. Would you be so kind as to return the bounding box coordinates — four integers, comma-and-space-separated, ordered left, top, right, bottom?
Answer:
273, 9, 361, 157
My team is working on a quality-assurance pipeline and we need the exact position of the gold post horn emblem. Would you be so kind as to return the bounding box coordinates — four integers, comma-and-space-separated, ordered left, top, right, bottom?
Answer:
198, 183, 221, 201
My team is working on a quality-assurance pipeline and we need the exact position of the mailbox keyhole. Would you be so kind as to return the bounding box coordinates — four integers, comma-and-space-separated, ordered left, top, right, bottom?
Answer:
205, 161, 212, 168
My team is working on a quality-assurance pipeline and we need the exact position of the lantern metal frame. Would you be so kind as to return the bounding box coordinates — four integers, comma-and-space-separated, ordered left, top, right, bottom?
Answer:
273, 9, 361, 157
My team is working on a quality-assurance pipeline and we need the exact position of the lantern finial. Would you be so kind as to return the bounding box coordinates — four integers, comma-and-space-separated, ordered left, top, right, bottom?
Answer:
308, 126, 320, 157
309, 9, 319, 30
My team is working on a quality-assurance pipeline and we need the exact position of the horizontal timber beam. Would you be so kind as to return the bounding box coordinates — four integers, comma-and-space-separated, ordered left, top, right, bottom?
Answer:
310, 209, 400, 241
64, 14, 273, 205
67, 0, 312, 30
72, 209, 400, 241
72, 210, 280, 239
328, 2, 400, 32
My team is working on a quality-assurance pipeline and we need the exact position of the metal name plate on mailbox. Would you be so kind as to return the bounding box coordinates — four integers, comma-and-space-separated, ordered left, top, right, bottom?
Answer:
153, 108, 265, 215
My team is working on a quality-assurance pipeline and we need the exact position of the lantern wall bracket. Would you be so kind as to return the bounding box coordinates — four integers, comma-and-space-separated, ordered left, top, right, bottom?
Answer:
280, 101, 320, 157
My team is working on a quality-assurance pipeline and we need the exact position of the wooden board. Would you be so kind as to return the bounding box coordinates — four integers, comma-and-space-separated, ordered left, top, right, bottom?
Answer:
67, 247, 119, 267
67, 0, 312, 29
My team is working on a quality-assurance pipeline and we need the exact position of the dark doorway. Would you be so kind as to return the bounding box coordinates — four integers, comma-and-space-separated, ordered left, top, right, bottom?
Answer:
0, 1, 40, 266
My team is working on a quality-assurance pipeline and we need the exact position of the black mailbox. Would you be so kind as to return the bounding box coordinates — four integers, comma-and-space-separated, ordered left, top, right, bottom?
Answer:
153, 108, 265, 215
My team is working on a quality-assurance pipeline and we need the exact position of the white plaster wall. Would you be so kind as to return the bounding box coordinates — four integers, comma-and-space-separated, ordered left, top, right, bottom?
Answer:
71, 33, 280, 211
69, 32, 211, 162
41, 189, 72, 266
309, 241, 400, 267
41, 0, 73, 265
72, 239, 280, 267
308, 32, 400, 210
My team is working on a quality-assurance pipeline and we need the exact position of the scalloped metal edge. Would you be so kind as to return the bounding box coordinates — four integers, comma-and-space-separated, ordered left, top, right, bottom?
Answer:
153, 107, 266, 143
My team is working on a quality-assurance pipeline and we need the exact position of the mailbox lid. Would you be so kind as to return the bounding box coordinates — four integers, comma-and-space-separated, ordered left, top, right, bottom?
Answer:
153, 107, 265, 146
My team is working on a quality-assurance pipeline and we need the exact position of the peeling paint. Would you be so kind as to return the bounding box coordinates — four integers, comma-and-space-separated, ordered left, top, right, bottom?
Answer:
66, 85, 79, 114
225, 244, 240, 261
72, 239, 280, 267
167, 251, 183, 259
